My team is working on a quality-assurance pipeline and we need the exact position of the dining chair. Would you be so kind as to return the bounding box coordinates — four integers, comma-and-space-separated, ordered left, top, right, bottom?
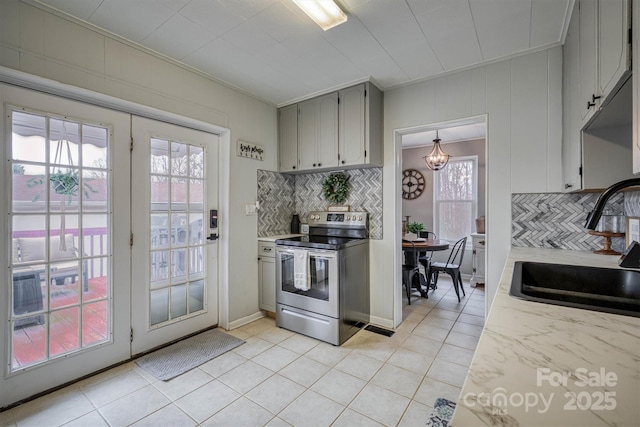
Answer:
402, 239, 421, 305
428, 236, 467, 302
417, 231, 437, 290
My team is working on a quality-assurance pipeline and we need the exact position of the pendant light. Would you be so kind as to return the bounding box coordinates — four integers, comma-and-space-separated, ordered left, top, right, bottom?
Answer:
423, 130, 451, 171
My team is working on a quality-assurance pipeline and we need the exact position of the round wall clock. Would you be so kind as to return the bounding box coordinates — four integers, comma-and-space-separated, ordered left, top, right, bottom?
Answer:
402, 169, 425, 200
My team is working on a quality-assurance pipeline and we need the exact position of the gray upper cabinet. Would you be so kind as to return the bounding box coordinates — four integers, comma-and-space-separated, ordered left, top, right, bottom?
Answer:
278, 82, 383, 173
598, 0, 631, 102
338, 82, 383, 168
563, 0, 633, 189
563, 0, 582, 191
298, 92, 339, 171
278, 104, 298, 173
579, 0, 630, 126
633, 0, 640, 174
579, 0, 598, 124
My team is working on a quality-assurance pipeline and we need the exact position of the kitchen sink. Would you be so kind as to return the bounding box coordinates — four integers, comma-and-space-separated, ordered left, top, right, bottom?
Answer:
510, 262, 640, 317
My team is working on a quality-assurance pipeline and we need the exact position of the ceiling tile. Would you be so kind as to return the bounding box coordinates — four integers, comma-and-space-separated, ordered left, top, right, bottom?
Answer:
249, 1, 309, 42
352, 0, 443, 79
469, 0, 532, 60
215, 0, 278, 20
178, 0, 246, 39
530, 0, 569, 46
409, 0, 483, 71
221, 20, 279, 56
142, 14, 214, 60
88, 0, 176, 43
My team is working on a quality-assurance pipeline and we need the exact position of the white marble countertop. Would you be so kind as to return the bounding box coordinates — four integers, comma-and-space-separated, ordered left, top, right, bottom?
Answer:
451, 247, 640, 426
257, 234, 303, 242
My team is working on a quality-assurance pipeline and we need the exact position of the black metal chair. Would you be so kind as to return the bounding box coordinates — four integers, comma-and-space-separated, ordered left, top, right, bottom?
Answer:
427, 236, 467, 302
417, 231, 437, 290
402, 239, 421, 305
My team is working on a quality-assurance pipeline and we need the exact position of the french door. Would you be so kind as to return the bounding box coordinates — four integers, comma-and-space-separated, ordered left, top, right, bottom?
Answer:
1, 87, 220, 407
130, 116, 219, 355
0, 84, 131, 408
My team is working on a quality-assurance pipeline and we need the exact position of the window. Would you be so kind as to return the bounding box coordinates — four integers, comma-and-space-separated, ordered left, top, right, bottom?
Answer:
434, 156, 477, 242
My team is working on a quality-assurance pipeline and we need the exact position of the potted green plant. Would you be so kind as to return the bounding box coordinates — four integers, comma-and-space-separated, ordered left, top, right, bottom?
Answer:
406, 221, 425, 234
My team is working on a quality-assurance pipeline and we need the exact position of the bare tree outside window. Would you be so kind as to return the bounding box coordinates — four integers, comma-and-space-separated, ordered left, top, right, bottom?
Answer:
435, 157, 477, 242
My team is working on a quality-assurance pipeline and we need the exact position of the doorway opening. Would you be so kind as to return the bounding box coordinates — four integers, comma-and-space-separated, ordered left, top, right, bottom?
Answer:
396, 116, 488, 324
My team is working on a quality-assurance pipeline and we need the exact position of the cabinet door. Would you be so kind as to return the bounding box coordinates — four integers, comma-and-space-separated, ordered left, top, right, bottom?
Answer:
598, 0, 629, 101
298, 98, 318, 170
634, 0, 640, 174
579, 0, 598, 123
258, 256, 276, 312
339, 84, 366, 166
316, 92, 339, 169
562, 0, 583, 191
278, 104, 298, 173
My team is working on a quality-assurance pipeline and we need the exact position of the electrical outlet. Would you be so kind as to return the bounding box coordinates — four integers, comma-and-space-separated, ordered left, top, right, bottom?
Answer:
245, 204, 257, 215
301, 224, 309, 234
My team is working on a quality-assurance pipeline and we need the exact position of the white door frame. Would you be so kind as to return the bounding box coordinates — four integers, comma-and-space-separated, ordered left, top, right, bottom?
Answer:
394, 115, 488, 328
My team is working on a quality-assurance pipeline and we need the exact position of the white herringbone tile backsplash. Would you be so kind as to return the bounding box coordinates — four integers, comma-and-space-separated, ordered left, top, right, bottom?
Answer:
512, 192, 626, 252
257, 168, 383, 239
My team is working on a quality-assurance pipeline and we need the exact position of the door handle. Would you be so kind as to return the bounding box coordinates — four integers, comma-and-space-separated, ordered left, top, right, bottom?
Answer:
206, 233, 218, 241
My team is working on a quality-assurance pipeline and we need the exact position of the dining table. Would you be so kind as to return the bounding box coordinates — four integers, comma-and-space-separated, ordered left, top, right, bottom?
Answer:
402, 238, 450, 298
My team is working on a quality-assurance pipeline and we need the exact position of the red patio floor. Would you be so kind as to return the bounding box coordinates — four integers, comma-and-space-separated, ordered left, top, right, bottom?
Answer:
12, 277, 109, 370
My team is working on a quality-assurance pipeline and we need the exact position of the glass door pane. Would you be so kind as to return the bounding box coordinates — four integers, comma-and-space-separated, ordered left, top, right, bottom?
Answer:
149, 139, 206, 327
9, 110, 111, 371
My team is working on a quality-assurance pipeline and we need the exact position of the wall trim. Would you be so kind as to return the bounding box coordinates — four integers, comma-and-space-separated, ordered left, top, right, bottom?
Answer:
227, 311, 266, 331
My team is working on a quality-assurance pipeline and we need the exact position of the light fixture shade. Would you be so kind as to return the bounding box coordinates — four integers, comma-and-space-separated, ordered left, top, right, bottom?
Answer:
292, 0, 348, 31
423, 131, 451, 171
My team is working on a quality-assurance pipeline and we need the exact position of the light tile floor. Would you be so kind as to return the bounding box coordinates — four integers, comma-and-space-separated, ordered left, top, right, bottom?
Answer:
0, 277, 484, 427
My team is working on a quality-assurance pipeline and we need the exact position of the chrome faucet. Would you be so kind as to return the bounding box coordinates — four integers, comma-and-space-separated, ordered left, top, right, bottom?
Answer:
584, 178, 640, 230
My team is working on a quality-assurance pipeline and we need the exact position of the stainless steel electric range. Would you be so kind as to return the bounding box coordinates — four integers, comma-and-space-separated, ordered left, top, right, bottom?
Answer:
275, 211, 370, 345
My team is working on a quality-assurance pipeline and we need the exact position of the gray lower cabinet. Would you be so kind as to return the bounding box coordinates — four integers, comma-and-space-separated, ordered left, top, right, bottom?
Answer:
258, 241, 276, 312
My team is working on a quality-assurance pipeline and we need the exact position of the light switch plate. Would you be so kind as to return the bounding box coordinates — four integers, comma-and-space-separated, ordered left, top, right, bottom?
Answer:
245, 204, 257, 215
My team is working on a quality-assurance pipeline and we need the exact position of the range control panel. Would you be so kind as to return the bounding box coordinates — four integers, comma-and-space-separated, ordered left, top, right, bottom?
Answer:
307, 211, 368, 227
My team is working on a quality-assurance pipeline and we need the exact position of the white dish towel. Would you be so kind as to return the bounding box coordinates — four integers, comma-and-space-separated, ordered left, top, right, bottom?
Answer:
293, 249, 311, 291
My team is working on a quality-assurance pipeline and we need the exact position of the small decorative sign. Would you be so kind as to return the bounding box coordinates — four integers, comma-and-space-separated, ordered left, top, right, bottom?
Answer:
237, 140, 264, 161
328, 205, 350, 212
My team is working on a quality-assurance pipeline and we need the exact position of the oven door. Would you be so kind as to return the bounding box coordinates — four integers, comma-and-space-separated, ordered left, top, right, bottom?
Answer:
275, 246, 339, 318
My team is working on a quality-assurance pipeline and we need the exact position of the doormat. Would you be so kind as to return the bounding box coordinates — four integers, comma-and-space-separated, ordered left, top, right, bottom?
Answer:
426, 398, 456, 427
135, 328, 244, 381
364, 325, 395, 337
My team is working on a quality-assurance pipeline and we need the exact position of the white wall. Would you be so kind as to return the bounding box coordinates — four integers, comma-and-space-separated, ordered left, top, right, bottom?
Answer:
0, 0, 277, 326
375, 48, 563, 327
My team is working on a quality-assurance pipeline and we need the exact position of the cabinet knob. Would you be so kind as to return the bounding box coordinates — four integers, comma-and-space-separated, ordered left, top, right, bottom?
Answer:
313, 163, 316, 167
479, 240, 485, 245
318, 163, 321, 167
341, 160, 345, 164
565, 183, 573, 189
292, 166, 296, 169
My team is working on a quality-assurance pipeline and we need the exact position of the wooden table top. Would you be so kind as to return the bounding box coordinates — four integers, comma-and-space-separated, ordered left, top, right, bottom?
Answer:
402, 239, 450, 251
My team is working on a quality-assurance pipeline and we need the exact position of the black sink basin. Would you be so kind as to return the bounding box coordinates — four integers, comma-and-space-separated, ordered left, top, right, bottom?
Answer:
510, 262, 640, 317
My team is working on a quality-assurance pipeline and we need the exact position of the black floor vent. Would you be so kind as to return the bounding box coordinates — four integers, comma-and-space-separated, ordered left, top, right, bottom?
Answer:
364, 325, 395, 337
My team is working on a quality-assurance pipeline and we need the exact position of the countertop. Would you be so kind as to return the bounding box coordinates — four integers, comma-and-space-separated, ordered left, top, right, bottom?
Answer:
257, 234, 303, 242
450, 247, 640, 426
